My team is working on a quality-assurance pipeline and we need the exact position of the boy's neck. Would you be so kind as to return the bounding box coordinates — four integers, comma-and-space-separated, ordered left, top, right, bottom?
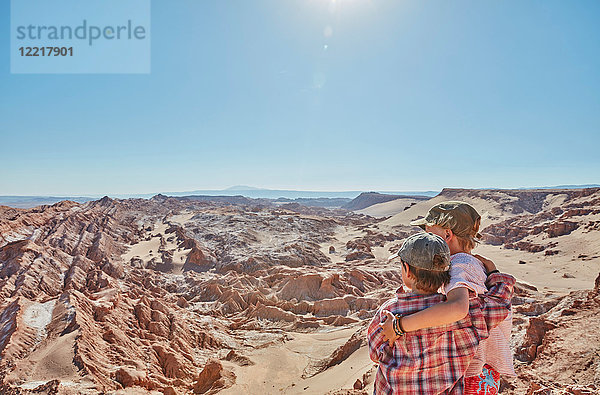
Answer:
448, 237, 472, 255
407, 286, 437, 295
449, 245, 472, 255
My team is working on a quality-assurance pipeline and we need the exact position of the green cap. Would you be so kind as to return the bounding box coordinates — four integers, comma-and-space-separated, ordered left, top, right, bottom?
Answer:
389, 232, 450, 271
410, 201, 482, 239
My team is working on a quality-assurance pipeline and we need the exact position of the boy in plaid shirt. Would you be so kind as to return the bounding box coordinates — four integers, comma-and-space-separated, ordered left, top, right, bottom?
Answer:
367, 232, 515, 394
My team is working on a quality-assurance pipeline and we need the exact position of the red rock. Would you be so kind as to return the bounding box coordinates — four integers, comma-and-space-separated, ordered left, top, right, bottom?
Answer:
183, 240, 217, 272
193, 359, 235, 394
303, 328, 363, 378
101, 260, 124, 278
148, 321, 170, 337
115, 367, 147, 388
224, 350, 254, 366
546, 221, 578, 238
353, 378, 363, 390
345, 250, 375, 261
134, 303, 152, 329
153, 344, 193, 379
515, 317, 557, 362
346, 239, 372, 252
176, 296, 189, 308
30, 380, 61, 394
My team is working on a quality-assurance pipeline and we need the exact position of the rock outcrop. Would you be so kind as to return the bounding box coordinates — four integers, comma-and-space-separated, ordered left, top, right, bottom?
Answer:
507, 272, 600, 393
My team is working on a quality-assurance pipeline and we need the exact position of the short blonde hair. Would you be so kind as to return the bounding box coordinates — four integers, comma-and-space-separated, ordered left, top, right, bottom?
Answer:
430, 214, 481, 252
411, 201, 483, 252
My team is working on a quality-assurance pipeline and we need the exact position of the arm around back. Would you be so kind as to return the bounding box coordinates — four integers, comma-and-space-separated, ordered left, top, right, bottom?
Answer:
399, 287, 470, 332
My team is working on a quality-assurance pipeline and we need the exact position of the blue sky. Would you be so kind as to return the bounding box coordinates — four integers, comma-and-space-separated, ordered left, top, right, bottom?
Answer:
1, 0, 599, 195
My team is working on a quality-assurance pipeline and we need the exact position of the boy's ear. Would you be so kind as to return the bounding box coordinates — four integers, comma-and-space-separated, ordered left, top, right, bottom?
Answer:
402, 261, 413, 279
445, 229, 454, 241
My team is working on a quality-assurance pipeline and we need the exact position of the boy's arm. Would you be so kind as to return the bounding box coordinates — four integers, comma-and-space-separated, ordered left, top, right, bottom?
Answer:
479, 272, 515, 329
399, 287, 470, 332
400, 255, 497, 332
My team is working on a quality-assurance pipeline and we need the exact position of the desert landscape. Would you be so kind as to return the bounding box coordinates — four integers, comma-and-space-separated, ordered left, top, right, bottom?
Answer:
0, 188, 599, 394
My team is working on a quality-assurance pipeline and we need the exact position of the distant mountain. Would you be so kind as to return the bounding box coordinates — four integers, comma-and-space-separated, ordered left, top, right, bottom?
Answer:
343, 192, 431, 211
224, 185, 265, 191
0, 196, 95, 209
533, 184, 600, 190
149, 194, 354, 209
148, 186, 439, 200
151, 194, 355, 208
161, 188, 364, 199
174, 195, 263, 205
3, 185, 597, 209
466, 184, 600, 191
273, 197, 352, 208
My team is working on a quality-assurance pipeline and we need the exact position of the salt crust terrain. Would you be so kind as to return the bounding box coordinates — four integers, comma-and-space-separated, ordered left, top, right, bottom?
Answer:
0, 188, 598, 394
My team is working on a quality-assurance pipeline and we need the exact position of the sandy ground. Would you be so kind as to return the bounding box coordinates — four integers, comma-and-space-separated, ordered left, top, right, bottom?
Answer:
222, 327, 374, 394
476, 242, 598, 294
292, 345, 374, 394
319, 225, 369, 262
10, 331, 82, 391
122, 217, 192, 275
355, 198, 422, 218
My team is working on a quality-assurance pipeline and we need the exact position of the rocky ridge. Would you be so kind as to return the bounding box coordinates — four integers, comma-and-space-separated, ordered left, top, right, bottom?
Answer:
0, 196, 399, 393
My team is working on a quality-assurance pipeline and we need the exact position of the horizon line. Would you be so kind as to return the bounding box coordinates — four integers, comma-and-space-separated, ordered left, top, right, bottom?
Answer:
1, 183, 600, 198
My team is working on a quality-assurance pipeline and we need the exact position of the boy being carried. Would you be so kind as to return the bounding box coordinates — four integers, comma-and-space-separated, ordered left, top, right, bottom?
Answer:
387, 202, 515, 393
367, 232, 514, 394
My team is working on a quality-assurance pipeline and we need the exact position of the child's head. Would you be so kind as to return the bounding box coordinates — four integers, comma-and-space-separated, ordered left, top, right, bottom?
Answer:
410, 201, 481, 253
391, 232, 451, 294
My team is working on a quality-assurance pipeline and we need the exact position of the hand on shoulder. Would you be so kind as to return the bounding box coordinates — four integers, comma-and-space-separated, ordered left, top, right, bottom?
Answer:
379, 310, 399, 347
473, 254, 497, 274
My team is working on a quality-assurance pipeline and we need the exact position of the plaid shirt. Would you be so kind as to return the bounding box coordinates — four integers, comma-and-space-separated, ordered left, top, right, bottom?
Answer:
367, 273, 515, 395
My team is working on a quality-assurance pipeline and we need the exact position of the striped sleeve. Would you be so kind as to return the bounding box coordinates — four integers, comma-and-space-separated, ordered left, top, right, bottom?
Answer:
444, 253, 488, 295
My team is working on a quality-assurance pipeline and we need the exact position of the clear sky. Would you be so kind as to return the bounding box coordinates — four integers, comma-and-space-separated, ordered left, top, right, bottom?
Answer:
1, 0, 599, 195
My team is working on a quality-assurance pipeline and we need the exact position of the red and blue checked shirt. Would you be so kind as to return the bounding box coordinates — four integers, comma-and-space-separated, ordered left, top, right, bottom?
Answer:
367, 273, 515, 395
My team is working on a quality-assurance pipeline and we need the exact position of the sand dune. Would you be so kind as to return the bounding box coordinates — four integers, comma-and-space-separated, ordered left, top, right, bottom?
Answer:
355, 197, 422, 218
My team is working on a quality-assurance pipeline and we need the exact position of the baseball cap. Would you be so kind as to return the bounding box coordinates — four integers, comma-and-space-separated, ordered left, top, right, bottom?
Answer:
388, 232, 450, 271
409, 201, 482, 239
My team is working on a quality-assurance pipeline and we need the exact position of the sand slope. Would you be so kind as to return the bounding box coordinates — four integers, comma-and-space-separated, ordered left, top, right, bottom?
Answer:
355, 197, 422, 218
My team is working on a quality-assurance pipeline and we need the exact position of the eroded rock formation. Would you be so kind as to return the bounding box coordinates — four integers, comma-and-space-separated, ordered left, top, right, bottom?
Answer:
1, 188, 599, 394
0, 197, 394, 393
